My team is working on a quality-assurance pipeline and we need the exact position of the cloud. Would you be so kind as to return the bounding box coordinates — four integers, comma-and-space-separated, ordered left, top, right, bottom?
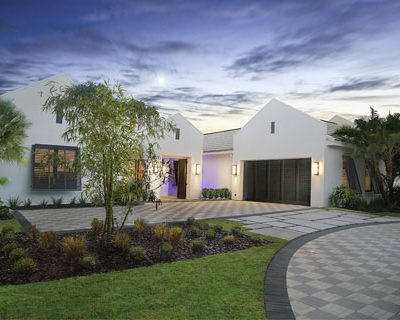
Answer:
329, 78, 390, 92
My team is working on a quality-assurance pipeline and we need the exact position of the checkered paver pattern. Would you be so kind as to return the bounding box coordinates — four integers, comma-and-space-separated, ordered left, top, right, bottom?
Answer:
287, 223, 400, 320
231, 208, 400, 240
18, 200, 306, 232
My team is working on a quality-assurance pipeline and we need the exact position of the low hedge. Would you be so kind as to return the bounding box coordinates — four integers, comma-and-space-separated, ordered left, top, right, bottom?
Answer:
201, 188, 230, 200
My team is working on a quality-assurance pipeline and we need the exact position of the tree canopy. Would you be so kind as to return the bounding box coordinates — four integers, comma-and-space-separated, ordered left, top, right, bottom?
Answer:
43, 81, 174, 236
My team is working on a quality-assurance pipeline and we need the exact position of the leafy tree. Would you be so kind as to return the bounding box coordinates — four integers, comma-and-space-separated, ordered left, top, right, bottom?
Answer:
334, 108, 400, 206
0, 100, 30, 185
43, 81, 173, 236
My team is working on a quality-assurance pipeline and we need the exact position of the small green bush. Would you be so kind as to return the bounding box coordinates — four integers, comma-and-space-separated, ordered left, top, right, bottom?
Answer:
223, 235, 236, 246
329, 186, 359, 209
160, 243, 173, 260
2, 232, 15, 244
231, 226, 243, 236
1, 225, 14, 235
2, 242, 18, 255
23, 198, 32, 207
29, 225, 40, 241
250, 235, 262, 244
7, 196, 21, 209
221, 188, 230, 199
213, 225, 223, 232
40, 231, 57, 249
9, 248, 26, 261
201, 188, 209, 199
189, 227, 200, 237
186, 216, 195, 225
169, 226, 184, 246
198, 221, 209, 230
69, 197, 76, 205
91, 218, 103, 237
0, 207, 14, 219
205, 230, 216, 239
13, 258, 37, 277
153, 223, 168, 240
62, 236, 85, 261
81, 255, 96, 269
114, 233, 131, 253
39, 200, 48, 208
191, 239, 206, 254
51, 197, 63, 207
134, 219, 147, 233
130, 246, 146, 261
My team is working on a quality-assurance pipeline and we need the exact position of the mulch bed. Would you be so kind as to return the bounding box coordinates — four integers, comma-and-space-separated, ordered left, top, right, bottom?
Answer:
0, 222, 270, 286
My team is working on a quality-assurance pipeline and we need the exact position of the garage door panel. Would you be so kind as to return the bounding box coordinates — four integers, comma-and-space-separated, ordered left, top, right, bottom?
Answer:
283, 159, 296, 202
269, 160, 281, 202
255, 160, 267, 201
297, 158, 311, 205
244, 161, 255, 200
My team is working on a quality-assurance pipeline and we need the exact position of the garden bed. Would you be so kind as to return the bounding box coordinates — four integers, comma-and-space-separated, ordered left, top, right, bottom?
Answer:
0, 220, 269, 286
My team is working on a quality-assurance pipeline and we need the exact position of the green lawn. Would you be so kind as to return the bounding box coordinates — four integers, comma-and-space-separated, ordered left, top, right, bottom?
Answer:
322, 207, 400, 218
0, 219, 287, 319
0, 219, 23, 233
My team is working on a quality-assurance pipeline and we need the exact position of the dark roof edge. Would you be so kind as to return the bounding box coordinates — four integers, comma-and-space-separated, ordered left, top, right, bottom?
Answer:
204, 128, 241, 135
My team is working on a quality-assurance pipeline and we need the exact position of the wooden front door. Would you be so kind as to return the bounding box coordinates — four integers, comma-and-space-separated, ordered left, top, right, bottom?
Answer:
177, 159, 187, 199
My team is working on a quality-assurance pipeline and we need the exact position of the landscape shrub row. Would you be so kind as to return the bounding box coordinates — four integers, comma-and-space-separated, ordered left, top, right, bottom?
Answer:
201, 188, 230, 200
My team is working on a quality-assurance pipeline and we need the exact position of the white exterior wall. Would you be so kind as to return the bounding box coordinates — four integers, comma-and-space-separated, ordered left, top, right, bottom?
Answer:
232, 99, 327, 207
156, 113, 203, 200
201, 153, 232, 190
0, 74, 82, 205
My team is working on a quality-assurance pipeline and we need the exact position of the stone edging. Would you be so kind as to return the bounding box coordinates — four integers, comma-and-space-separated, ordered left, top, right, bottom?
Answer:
263, 220, 400, 320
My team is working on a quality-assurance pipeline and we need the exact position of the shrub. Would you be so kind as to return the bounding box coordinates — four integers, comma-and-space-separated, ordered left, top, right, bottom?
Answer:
191, 239, 206, 254
231, 226, 243, 236
2, 242, 18, 255
1, 225, 14, 235
250, 235, 262, 244
186, 216, 195, 225
51, 197, 63, 207
198, 221, 209, 230
201, 188, 209, 199
213, 225, 223, 232
160, 243, 173, 260
189, 227, 200, 237
7, 195, 21, 209
81, 255, 96, 269
23, 198, 32, 207
134, 219, 147, 233
40, 231, 57, 249
39, 199, 48, 207
221, 188, 230, 199
169, 226, 184, 246
13, 258, 37, 277
69, 197, 76, 205
223, 235, 236, 246
130, 246, 146, 261
329, 186, 359, 209
9, 247, 26, 261
29, 225, 40, 241
210, 189, 217, 199
0, 207, 14, 219
115, 233, 131, 253
62, 236, 85, 261
205, 230, 216, 239
215, 189, 223, 199
153, 223, 168, 240
78, 196, 87, 205
91, 218, 103, 237
2, 232, 15, 244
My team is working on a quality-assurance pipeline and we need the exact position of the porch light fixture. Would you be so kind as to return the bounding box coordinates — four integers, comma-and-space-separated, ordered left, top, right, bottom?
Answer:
195, 164, 201, 175
232, 165, 238, 176
313, 162, 319, 176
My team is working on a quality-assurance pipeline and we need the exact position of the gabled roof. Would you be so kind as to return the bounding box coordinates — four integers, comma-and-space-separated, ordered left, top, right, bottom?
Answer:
326, 115, 354, 136
203, 128, 240, 153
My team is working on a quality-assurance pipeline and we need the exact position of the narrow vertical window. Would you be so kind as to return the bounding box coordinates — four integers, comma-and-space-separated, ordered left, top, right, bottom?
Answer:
56, 112, 63, 124
175, 128, 180, 140
270, 121, 275, 134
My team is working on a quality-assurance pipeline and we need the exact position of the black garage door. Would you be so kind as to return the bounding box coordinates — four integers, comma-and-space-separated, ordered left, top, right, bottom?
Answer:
243, 158, 311, 206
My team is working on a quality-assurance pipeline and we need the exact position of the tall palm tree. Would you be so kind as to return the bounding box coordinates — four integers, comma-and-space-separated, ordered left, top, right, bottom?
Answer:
334, 108, 400, 206
0, 100, 29, 185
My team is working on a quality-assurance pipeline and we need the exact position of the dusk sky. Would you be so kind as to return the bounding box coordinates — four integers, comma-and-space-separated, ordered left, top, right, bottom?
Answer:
1, 0, 400, 132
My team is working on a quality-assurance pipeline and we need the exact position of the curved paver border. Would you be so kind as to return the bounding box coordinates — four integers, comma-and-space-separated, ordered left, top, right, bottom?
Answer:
264, 220, 400, 320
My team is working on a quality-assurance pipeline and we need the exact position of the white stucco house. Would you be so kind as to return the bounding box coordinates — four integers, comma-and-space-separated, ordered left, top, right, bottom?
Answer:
0, 74, 379, 207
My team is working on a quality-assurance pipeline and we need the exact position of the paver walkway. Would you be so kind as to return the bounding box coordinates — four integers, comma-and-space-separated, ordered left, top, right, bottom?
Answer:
18, 200, 306, 232
229, 208, 400, 240
287, 223, 400, 320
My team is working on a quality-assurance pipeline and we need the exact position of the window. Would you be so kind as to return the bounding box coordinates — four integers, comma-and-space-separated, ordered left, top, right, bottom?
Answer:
270, 121, 275, 134
342, 156, 361, 193
56, 114, 63, 124
175, 128, 180, 140
32, 144, 80, 190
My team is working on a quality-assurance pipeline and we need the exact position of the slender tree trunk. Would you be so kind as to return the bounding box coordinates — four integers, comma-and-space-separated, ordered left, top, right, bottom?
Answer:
373, 161, 389, 205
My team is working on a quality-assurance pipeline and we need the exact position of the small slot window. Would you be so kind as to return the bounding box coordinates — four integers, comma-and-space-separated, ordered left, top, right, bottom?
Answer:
270, 121, 275, 134
56, 113, 63, 124
175, 128, 180, 140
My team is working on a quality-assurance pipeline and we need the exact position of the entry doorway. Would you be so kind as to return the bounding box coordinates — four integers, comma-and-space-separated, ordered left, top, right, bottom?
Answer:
160, 157, 187, 200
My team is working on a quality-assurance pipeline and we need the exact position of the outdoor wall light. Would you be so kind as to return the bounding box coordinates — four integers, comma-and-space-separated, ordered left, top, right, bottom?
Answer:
195, 164, 201, 175
232, 165, 238, 176
313, 162, 319, 176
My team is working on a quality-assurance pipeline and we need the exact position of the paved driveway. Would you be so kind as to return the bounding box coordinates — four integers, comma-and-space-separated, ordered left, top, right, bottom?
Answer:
287, 223, 400, 320
18, 200, 307, 232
